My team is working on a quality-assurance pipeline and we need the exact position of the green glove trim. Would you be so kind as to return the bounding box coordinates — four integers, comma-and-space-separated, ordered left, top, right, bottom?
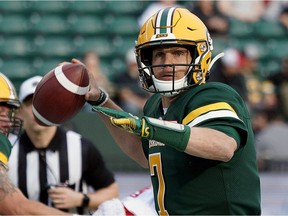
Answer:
0, 133, 12, 165
142, 117, 190, 152
93, 106, 190, 151
92, 106, 133, 119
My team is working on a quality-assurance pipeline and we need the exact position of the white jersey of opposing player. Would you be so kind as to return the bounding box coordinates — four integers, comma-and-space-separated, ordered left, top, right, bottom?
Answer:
93, 186, 157, 216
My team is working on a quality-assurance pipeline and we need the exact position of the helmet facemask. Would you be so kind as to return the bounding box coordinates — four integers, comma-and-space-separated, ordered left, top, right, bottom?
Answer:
0, 104, 23, 138
0, 72, 23, 139
136, 42, 208, 97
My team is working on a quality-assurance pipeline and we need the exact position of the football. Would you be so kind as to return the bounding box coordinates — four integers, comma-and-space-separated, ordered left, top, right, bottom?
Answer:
32, 63, 89, 126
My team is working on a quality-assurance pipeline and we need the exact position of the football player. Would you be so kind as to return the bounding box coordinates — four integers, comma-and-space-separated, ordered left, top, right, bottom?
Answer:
0, 72, 68, 215
81, 7, 261, 215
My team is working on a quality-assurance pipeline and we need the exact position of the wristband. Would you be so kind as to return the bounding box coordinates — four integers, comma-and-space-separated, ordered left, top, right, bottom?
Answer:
87, 88, 109, 107
82, 193, 90, 207
142, 117, 190, 152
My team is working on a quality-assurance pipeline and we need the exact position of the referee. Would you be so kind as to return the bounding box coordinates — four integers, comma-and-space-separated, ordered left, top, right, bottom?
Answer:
8, 76, 119, 214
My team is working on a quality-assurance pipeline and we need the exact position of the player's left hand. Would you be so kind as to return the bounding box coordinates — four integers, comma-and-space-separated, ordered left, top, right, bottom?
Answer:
69, 58, 103, 103
92, 106, 150, 138
93, 106, 191, 152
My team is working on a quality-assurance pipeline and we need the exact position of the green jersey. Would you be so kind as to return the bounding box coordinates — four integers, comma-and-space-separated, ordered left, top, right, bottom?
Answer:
0, 133, 12, 169
142, 82, 261, 215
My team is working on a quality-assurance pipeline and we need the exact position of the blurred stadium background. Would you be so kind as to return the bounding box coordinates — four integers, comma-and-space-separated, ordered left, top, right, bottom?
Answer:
1, 1, 287, 91
1, 1, 288, 214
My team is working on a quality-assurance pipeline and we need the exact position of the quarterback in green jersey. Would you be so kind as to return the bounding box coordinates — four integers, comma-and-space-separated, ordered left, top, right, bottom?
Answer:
83, 7, 261, 215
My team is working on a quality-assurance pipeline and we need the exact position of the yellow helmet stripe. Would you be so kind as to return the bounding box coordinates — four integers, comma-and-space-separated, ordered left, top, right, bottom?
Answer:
182, 102, 237, 125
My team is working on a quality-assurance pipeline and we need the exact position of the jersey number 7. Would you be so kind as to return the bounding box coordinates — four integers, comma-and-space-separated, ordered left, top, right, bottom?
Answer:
149, 153, 168, 216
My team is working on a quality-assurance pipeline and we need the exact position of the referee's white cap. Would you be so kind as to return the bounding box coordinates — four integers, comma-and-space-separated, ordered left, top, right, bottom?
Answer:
19, 75, 43, 103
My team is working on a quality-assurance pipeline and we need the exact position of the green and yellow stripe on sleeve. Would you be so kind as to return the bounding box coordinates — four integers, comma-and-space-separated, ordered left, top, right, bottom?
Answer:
0, 133, 12, 168
182, 102, 241, 127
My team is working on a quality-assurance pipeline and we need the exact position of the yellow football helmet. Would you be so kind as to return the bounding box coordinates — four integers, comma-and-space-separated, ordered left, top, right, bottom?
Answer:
0, 72, 22, 137
0, 73, 20, 107
135, 7, 214, 96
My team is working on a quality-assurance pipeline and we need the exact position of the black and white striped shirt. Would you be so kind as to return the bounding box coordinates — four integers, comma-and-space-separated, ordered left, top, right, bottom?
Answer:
8, 127, 115, 214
